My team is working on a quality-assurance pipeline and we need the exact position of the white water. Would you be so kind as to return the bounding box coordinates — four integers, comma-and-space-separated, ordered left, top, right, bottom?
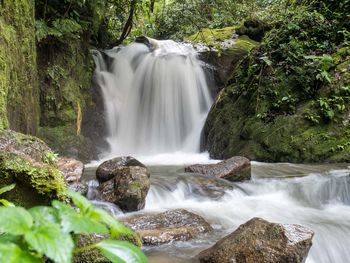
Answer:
142, 163, 350, 263
84, 163, 350, 263
92, 39, 212, 160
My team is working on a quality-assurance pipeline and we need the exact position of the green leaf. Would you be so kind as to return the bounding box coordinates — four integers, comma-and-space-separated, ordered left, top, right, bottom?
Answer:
0, 233, 21, 244
66, 190, 93, 215
91, 207, 135, 238
260, 56, 272, 66
0, 243, 41, 263
52, 201, 108, 235
66, 191, 135, 238
96, 240, 148, 263
0, 207, 33, 235
24, 223, 74, 263
29, 206, 59, 226
0, 199, 15, 207
0, 184, 16, 195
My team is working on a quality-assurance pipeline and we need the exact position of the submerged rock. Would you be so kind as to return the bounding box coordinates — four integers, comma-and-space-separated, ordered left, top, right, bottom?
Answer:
96, 156, 146, 183
122, 209, 213, 245
98, 165, 150, 212
198, 217, 314, 263
185, 156, 251, 182
0, 129, 67, 207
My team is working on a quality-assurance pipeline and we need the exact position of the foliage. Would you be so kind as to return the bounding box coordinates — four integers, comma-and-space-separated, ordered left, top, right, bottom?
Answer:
0, 190, 147, 263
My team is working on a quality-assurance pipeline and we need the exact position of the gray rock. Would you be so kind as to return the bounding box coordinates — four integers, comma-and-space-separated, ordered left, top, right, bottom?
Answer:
198, 217, 314, 263
98, 166, 150, 212
122, 209, 213, 246
96, 156, 146, 183
185, 156, 251, 182
57, 157, 84, 183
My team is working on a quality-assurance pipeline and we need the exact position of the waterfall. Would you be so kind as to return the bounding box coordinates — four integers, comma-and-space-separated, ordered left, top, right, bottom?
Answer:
92, 38, 212, 158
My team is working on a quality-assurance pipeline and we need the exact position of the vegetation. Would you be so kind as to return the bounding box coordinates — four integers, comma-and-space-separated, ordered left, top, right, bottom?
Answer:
0, 187, 147, 263
204, 0, 350, 162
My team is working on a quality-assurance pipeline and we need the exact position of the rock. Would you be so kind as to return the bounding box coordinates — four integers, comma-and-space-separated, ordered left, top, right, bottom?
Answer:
96, 156, 146, 183
185, 156, 251, 182
0, 129, 67, 207
57, 157, 84, 183
74, 231, 142, 263
198, 217, 314, 263
68, 182, 89, 196
122, 209, 213, 245
236, 19, 272, 42
98, 166, 150, 212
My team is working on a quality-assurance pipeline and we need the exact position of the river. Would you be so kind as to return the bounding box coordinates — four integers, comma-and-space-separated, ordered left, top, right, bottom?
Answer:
84, 159, 350, 263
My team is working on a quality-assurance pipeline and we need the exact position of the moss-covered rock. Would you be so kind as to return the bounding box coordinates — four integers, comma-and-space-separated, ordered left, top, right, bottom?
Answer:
0, 0, 39, 134
0, 129, 67, 207
187, 27, 259, 94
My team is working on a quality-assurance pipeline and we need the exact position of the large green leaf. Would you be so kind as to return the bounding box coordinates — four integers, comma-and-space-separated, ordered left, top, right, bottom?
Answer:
24, 223, 74, 263
0, 207, 33, 235
0, 243, 41, 263
52, 201, 108, 235
92, 207, 135, 238
96, 240, 148, 263
66, 191, 136, 239
66, 190, 93, 215
29, 206, 59, 226
0, 184, 16, 195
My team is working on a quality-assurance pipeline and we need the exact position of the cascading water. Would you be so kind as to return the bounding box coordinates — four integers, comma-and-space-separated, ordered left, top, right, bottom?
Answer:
92, 39, 212, 158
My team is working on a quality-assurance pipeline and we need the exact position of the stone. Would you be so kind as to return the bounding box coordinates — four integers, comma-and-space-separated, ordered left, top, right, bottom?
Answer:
96, 156, 146, 183
185, 156, 251, 182
98, 166, 150, 212
122, 209, 213, 246
0, 129, 67, 207
68, 182, 89, 196
198, 217, 314, 263
57, 157, 84, 183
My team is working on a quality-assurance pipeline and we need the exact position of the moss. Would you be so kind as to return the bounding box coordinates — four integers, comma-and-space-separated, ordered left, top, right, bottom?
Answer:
0, 152, 67, 207
0, 0, 39, 134
186, 27, 238, 45
37, 39, 95, 161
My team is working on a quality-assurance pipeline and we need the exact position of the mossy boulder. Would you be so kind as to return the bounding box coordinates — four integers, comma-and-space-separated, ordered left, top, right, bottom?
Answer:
0, 129, 67, 207
186, 28, 259, 94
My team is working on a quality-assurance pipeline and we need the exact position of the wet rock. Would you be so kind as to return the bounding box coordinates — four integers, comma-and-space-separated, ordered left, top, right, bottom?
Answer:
98, 166, 150, 212
198, 217, 314, 263
96, 156, 146, 183
185, 156, 251, 182
68, 182, 88, 196
122, 209, 213, 245
57, 157, 84, 183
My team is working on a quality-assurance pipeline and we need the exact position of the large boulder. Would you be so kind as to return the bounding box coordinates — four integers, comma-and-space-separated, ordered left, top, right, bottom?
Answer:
122, 209, 213, 245
185, 156, 251, 182
0, 129, 67, 207
98, 165, 150, 212
198, 217, 314, 263
96, 156, 146, 183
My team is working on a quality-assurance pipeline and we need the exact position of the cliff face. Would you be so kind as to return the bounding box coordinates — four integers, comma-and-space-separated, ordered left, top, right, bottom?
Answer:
0, 0, 39, 134
203, 9, 350, 163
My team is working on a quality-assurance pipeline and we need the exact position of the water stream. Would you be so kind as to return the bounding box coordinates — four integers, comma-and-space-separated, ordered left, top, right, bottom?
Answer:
84, 162, 350, 263
90, 39, 350, 262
